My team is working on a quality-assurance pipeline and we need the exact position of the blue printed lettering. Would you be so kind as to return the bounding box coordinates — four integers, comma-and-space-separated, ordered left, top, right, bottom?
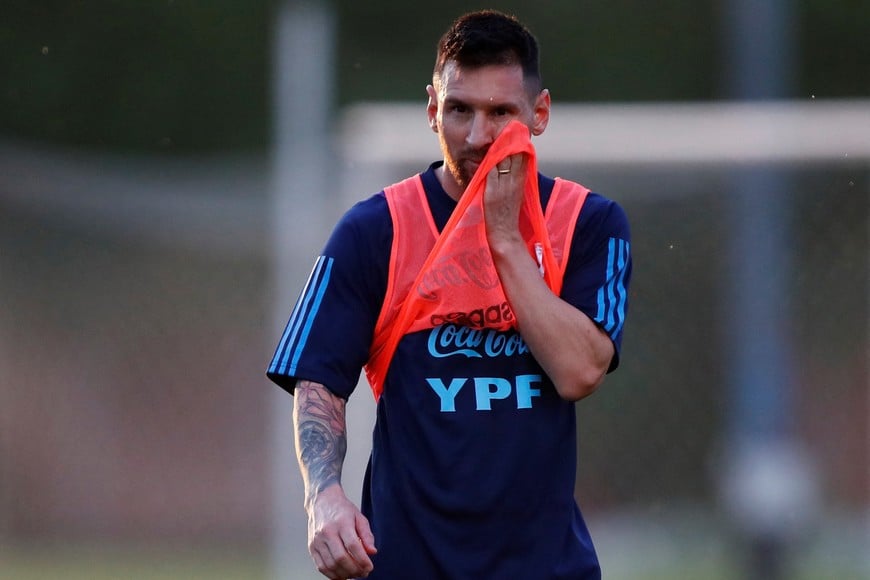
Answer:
515, 374, 542, 409
426, 374, 545, 412
425, 377, 467, 412
484, 331, 529, 357
427, 324, 528, 360
428, 325, 483, 359
474, 377, 512, 410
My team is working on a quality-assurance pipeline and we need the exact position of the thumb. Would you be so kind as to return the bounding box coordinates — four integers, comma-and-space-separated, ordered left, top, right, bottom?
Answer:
355, 511, 377, 554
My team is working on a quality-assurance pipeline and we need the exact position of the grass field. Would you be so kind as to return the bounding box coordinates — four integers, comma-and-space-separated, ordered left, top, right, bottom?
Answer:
2, 511, 868, 580
0, 544, 269, 580
2, 543, 867, 580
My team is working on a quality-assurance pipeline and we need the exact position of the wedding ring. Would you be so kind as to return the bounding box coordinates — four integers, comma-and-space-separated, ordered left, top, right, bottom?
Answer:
497, 168, 511, 174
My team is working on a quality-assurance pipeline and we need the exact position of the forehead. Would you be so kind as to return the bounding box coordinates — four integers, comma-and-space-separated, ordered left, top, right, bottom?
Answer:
435, 60, 529, 104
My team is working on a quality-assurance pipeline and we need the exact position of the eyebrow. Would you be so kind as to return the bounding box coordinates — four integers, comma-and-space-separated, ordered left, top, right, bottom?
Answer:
443, 96, 521, 112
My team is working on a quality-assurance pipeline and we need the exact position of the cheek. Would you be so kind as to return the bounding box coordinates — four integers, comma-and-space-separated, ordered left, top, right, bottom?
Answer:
437, 122, 465, 148
495, 117, 514, 134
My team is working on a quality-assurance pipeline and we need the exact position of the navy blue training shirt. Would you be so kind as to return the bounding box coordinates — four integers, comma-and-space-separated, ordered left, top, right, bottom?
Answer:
268, 162, 631, 579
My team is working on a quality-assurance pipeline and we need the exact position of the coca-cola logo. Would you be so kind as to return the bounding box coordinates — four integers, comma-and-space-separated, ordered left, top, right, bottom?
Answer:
426, 323, 529, 360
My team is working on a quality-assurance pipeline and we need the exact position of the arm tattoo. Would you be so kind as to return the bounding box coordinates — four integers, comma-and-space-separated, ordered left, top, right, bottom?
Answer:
294, 380, 348, 504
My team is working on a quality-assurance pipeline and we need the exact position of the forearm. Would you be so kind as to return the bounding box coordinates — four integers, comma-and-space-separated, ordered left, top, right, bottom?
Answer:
491, 239, 613, 401
293, 380, 349, 509
483, 157, 614, 400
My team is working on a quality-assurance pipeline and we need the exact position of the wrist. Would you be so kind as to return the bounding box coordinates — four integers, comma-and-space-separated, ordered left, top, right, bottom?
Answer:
305, 479, 342, 511
487, 233, 525, 262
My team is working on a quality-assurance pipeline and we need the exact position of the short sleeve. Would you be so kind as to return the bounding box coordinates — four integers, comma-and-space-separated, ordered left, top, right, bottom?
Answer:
559, 193, 632, 372
266, 193, 392, 399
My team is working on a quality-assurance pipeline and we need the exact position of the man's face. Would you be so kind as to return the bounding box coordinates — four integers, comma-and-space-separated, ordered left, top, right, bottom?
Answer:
427, 60, 550, 199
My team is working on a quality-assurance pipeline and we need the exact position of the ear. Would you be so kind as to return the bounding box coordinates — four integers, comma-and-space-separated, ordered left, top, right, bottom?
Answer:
531, 89, 551, 136
426, 84, 439, 133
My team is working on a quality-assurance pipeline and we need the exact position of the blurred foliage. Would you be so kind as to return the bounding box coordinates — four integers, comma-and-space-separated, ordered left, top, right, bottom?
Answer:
338, 0, 718, 105
1, 0, 868, 153
1, 1, 272, 154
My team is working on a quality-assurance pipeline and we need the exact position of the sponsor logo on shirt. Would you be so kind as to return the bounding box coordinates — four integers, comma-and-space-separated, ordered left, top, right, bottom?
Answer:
425, 375, 543, 412
425, 325, 540, 411
427, 323, 529, 359
416, 249, 500, 300
429, 301, 514, 329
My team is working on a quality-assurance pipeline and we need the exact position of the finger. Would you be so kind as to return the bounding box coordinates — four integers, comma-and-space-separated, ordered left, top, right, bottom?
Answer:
512, 153, 527, 175
485, 165, 501, 191
313, 532, 345, 575
356, 511, 378, 555
496, 156, 512, 176
340, 529, 374, 576
310, 543, 336, 579
325, 534, 369, 579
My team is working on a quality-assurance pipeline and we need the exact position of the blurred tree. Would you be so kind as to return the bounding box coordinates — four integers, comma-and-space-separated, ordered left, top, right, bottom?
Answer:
798, 0, 870, 98
0, 1, 271, 153
335, 0, 718, 104
0, 0, 867, 154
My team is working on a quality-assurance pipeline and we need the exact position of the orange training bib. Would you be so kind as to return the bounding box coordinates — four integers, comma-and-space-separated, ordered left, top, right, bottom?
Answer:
365, 121, 588, 400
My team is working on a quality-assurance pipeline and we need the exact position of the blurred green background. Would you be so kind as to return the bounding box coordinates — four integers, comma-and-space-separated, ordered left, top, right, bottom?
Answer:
2, 0, 869, 153
1, 1, 867, 579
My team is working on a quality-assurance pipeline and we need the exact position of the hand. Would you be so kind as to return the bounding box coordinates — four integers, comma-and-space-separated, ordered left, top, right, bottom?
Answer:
307, 483, 377, 579
484, 153, 527, 251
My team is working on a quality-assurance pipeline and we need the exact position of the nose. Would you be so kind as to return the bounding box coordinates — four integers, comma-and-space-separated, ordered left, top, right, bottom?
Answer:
466, 112, 495, 150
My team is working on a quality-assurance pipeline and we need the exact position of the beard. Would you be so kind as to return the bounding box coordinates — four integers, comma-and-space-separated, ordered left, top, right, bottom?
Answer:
444, 156, 472, 192
440, 141, 487, 194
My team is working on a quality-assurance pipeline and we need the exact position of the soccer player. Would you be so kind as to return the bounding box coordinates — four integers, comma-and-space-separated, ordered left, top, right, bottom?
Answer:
267, 10, 632, 579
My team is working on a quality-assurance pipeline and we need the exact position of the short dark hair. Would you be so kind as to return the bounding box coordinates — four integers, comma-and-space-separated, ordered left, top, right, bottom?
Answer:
433, 10, 542, 93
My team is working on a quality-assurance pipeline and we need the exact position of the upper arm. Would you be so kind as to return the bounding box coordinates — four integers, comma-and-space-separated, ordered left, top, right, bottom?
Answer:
560, 194, 632, 371
266, 195, 392, 398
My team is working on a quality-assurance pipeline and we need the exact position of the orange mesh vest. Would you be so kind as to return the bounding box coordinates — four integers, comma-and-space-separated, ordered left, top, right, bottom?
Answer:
364, 121, 589, 400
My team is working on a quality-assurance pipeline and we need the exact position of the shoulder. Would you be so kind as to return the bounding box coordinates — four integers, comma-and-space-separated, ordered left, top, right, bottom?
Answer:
561, 187, 631, 270
576, 191, 631, 241
324, 191, 392, 254
336, 191, 390, 230
548, 176, 630, 241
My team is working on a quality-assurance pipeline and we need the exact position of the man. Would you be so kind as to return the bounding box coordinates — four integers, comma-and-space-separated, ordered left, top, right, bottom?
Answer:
267, 10, 631, 579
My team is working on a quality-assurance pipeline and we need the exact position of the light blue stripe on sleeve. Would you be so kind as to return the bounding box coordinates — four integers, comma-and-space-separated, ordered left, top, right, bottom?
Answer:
596, 239, 616, 326
288, 257, 333, 374
605, 238, 618, 331
612, 241, 629, 336
268, 260, 319, 374
269, 256, 333, 375
595, 238, 630, 338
